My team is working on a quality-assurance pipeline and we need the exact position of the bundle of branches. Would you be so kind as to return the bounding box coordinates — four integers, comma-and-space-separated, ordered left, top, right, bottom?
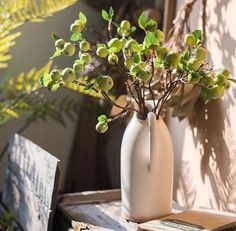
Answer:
66, 0, 205, 120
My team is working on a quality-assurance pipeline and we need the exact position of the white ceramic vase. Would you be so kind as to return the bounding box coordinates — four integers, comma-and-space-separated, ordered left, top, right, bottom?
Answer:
120, 111, 173, 222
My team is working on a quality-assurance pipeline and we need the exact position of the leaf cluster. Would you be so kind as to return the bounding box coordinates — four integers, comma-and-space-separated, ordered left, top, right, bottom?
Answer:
0, 0, 80, 127
42, 7, 235, 133
0, 61, 81, 126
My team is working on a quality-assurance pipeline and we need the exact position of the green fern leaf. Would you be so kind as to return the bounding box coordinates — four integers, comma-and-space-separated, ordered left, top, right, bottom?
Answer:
0, 0, 77, 68
0, 0, 82, 127
5, 61, 53, 98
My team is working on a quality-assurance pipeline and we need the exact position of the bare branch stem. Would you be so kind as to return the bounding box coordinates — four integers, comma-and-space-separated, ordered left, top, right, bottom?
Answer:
72, 80, 99, 93
107, 106, 132, 122
201, 0, 207, 47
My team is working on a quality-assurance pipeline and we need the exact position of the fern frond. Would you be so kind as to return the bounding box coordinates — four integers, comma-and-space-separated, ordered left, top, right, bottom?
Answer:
0, 32, 21, 68
0, 60, 80, 126
0, 0, 80, 126
5, 60, 53, 98
0, 0, 77, 27
0, 0, 77, 68
0, 61, 53, 124
0, 91, 80, 126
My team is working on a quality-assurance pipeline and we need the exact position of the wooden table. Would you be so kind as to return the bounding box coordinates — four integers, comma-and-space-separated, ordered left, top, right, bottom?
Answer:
54, 189, 184, 231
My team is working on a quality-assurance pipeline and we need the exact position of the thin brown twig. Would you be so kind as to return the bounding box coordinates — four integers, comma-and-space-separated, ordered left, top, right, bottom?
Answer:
101, 91, 128, 110
154, 70, 185, 116
201, 0, 207, 47
72, 80, 99, 93
125, 76, 139, 106
107, 106, 132, 122
134, 81, 146, 119
108, 20, 112, 39
157, 82, 178, 119
149, 59, 156, 111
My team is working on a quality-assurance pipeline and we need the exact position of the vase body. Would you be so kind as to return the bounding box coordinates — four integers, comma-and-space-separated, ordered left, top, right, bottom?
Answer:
121, 112, 173, 222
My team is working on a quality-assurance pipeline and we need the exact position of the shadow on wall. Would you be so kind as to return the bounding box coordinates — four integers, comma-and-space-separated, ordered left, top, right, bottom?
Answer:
192, 99, 236, 211
176, 98, 236, 212
207, 0, 236, 72
175, 0, 236, 212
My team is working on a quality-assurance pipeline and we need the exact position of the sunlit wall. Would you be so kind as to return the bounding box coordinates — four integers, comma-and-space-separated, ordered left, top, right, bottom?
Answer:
170, 0, 236, 212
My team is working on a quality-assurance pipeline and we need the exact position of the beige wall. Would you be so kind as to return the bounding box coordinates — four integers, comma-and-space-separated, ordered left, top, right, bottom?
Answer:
171, 0, 236, 212
0, 1, 102, 191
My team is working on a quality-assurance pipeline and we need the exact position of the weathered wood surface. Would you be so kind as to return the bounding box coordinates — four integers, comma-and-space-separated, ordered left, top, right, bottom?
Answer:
69, 201, 137, 231
58, 189, 137, 231
2, 134, 60, 231
57, 189, 185, 231
59, 189, 121, 206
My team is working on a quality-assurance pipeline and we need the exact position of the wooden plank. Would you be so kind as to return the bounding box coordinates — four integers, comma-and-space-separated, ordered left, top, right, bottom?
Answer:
2, 134, 60, 231
55, 189, 122, 231
57, 190, 187, 231
56, 189, 135, 231
67, 202, 185, 231
163, 0, 177, 38
65, 201, 137, 231
58, 189, 121, 206
57, 189, 236, 231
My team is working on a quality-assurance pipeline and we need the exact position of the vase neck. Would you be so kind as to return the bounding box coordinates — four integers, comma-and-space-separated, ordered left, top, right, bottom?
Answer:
133, 100, 158, 120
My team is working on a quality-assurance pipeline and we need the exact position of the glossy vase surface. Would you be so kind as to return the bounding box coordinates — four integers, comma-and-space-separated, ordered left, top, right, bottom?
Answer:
121, 112, 173, 222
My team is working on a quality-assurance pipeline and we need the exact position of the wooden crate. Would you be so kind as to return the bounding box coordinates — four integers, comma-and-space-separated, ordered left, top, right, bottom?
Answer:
54, 189, 139, 231
54, 189, 187, 231
55, 190, 236, 231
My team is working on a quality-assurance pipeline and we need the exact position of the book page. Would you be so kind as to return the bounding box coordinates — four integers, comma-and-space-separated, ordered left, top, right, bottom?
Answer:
138, 209, 236, 231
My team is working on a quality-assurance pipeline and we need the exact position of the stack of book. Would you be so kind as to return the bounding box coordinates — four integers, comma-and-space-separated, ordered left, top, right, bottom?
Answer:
138, 209, 236, 231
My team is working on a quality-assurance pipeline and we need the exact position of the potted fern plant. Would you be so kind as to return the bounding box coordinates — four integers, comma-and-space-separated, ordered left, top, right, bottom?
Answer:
41, 7, 234, 221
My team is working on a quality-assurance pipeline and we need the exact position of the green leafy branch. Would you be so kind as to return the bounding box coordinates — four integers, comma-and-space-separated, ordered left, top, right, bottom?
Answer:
41, 7, 235, 133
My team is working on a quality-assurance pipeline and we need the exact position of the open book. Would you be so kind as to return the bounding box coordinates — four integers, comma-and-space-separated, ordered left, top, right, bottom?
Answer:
138, 209, 236, 231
